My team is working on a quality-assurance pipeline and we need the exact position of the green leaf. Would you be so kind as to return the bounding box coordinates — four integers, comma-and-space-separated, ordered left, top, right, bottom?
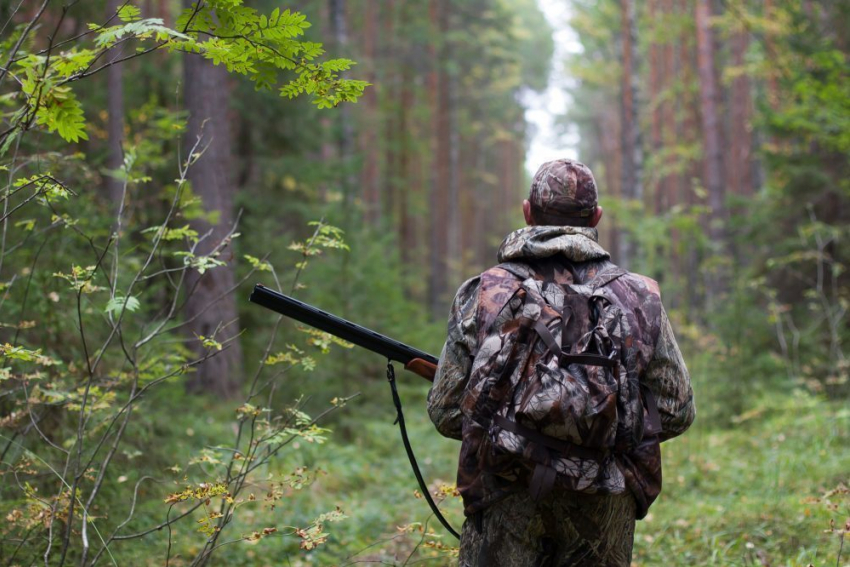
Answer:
14, 219, 36, 231
117, 5, 142, 22
244, 254, 272, 271
33, 89, 88, 143
105, 296, 141, 315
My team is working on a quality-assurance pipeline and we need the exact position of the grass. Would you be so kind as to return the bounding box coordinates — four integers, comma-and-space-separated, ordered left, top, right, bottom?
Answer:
154, 380, 848, 567
633, 392, 849, 567
4, 362, 846, 566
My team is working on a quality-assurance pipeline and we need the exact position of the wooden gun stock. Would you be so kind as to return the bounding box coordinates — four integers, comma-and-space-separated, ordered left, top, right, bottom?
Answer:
404, 358, 438, 382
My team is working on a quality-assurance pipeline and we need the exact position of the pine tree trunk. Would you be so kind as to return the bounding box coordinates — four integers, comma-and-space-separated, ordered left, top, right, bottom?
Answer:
318, 0, 334, 202
649, 0, 663, 215
359, 0, 380, 224
398, 71, 413, 266
447, 60, 460, 277
597, 108, 622, 261
664, 0, 681, 306
618, 0, 643, 269
762, 0, 780, 112
695, 0, 725, 241
727, 29, 753, 197
330, 0, 355, 209
661, 0, 677, 213
428, 0, 451, 316
382, 0, 397, 222
183, 35, 243, 398
679, 0, 702, 317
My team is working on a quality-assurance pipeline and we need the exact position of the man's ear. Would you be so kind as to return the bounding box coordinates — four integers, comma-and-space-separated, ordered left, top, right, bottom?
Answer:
590, 206, 603, 228
523, 200, 534, 226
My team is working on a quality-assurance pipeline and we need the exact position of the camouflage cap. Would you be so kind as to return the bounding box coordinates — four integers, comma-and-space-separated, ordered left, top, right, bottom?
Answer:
529, 159, 599, 223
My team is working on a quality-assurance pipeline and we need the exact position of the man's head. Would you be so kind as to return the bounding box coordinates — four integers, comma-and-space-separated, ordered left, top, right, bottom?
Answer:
523, 159, 603, 228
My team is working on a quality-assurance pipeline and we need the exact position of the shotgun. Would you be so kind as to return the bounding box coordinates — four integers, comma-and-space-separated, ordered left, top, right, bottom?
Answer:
248, 284, 439, 381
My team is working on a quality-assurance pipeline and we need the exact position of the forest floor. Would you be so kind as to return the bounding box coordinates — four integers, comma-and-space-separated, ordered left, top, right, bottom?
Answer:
136, 379, 848, 567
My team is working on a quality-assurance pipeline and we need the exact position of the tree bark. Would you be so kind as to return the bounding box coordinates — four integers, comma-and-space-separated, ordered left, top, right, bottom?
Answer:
105, 0, 124, 209
397, 1, 423, 279
329, 0, 355, 211
381, 0, 397, 227
695, 0, 725, 241
398, 68, 413, 266
359, 0, 380, 224
447, 53, 460, 277
727, 29, 753, 197
762, 0, 780, 112
428, 0, 451, 316
182, 21, 243, 398
649, 0, 663, 215
595, 111, 620, 256
664, 0, 681, 306
618, 0, 643, 270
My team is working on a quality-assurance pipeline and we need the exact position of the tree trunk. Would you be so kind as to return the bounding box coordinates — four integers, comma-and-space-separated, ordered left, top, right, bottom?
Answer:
661, 0, 677, 215
762, 0, 780, 112
330, 0, 355, 211
105, 0, 124, 209
618, 0, 643, 270
359, 0, 380, 224
183, 25, 243, 398
381, 0, 397, 227
649, 0, 663, 215
447, 57, 460, 278
428, 0, 451, 316
727, 29, 753, 197
695, 0, 725, 241
596, 102, 622, 260
397, 1, 424, 282
665, 0, 681, 306
318, 0, 334, 202
398, 70, 413, 266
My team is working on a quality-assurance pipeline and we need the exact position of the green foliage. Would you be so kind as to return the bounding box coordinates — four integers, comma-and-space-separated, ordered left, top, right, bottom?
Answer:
3, 0, 846, 564
634, 393, 849, 566
0, 0, 365, 559
171, 2, 368, 107
104, 295, 140, 315
0, 1, 366, 152
567, 0, 850, 414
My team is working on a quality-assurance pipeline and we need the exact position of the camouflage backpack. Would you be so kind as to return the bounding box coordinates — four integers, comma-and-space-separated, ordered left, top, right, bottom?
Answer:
465, 262, 662, 500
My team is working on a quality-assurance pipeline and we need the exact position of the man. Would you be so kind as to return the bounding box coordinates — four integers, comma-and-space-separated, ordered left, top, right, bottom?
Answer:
427, 159, 695, 566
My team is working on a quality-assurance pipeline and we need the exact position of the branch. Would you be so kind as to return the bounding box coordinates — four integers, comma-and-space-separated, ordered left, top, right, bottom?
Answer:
0, 0, 50, 85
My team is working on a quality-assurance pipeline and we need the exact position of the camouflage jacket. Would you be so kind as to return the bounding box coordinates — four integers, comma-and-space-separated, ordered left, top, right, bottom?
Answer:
427, 225, 695, 517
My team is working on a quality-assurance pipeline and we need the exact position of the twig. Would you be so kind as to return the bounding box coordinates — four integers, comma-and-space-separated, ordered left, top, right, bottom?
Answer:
0, 0, 51, 85
0, 0, 26, 37
165, 505, 175, 567
57, 235, 115, 567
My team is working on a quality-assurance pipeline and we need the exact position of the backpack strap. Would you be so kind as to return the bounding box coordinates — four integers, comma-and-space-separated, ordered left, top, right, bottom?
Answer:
534, 320, 562, 358
494, 261, 535, 281
493, 413, 609, 500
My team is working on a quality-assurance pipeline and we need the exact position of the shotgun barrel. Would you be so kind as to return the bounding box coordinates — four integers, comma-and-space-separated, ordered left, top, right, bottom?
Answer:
249, 284, 439, 379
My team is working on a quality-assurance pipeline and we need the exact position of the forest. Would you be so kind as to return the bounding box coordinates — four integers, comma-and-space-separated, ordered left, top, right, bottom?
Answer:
0, 0, 847, 565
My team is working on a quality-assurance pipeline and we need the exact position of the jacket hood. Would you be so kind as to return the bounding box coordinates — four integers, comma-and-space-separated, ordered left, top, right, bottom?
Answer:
497, 225, 610, 263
